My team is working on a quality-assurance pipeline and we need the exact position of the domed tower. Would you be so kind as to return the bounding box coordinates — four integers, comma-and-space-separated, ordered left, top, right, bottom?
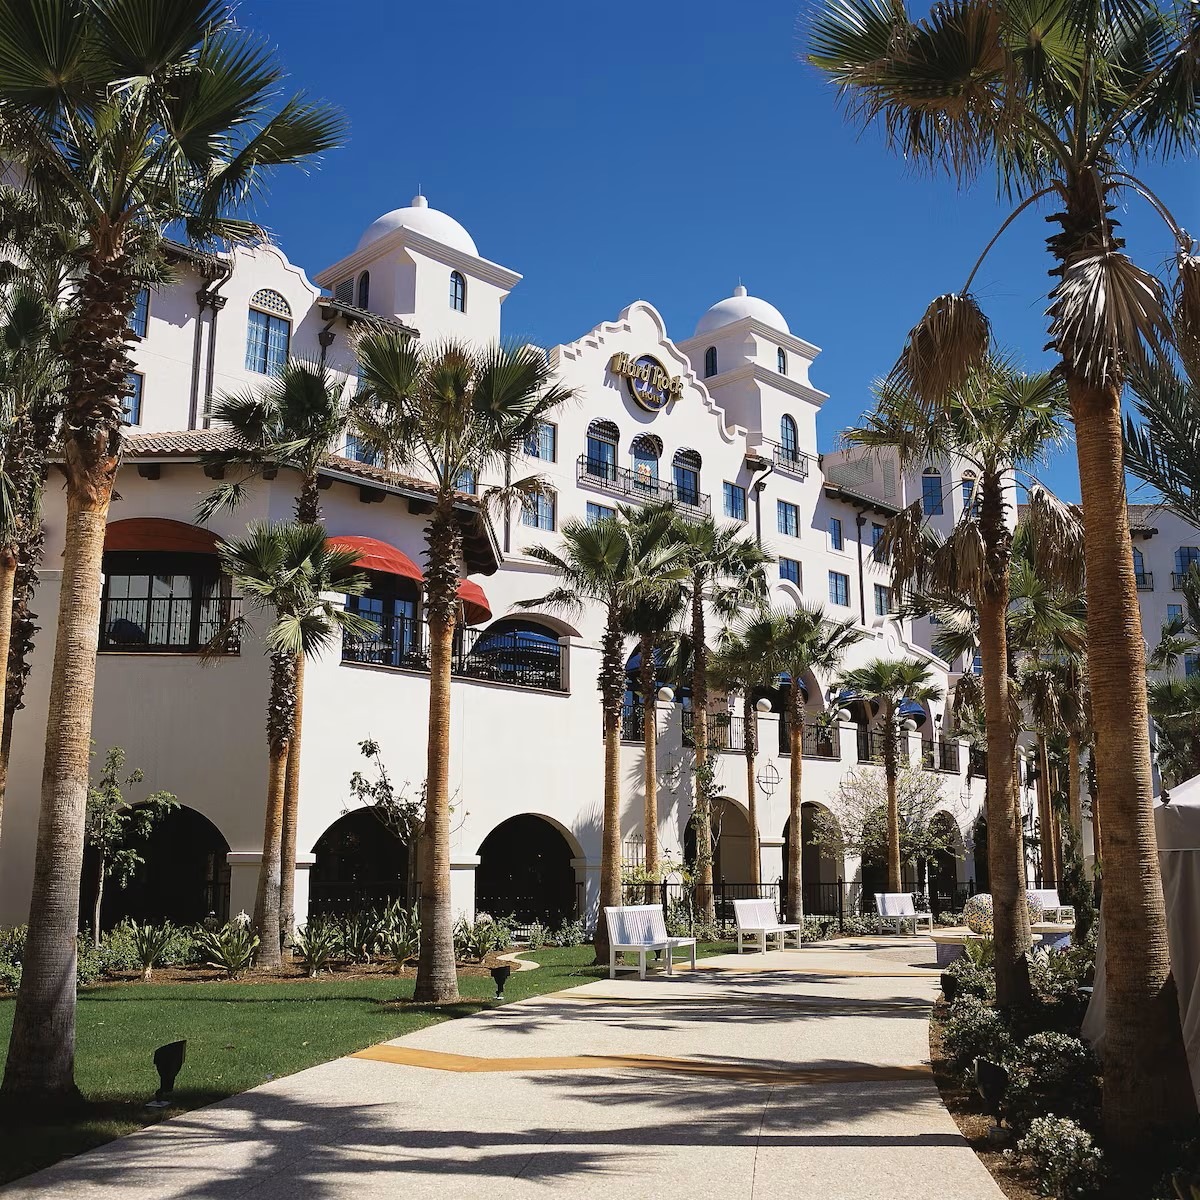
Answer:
315, 194, 522, 345
678, 284, 827, 470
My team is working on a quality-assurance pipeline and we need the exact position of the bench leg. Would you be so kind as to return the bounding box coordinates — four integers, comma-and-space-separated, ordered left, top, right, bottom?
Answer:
690, 943, 696, 970
638, 950, 647, 981
610, 944, 616, 980
666, 947, 674, 977
737, 932, 744, 954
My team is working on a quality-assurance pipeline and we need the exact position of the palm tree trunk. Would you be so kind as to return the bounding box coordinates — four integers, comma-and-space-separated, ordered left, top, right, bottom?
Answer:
885, 715, 902, 894
254, 651, 292, 971
278, 652, 305, 944
415, 498, 462, 1004
1067, 368, 1196, 1140
0, 551, 16, 840
2, 470, 114, 1104
690, 584, 714, 922
595, 617, 625, 963
1036, 734, 1055, 887
638, 636, 659, 882
744, 693, 760, 890
1068, 733, 1082, 838
785, 693, 804, 923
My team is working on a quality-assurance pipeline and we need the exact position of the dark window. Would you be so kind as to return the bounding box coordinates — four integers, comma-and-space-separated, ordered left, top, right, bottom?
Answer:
456, 468, 477, 495
246, 307, 290, 375
344, 583, 420, 668
357, 271, 370, 309
1177, 547, 1200, 575
830, 517, 843, 550
778, 500, 799, 537
450, 271, 466, 312
673, 448, 701, 507
780, 558, 801, 585
586, 502, 615, 524
345, 434, 379, 466
780, 414, 799, 461
961, 474, 976, 510
704, 346, 717, 378
777, 347, 787, 375
585, 419, 619, 481
522, 489, 556, 531
874, 584, 892, 616
828, 571, 850, 607
125, 372, 143, 425
724, 482, 746, 521
871, 522, 888, 563
524, 421, 557, 461
131, 288, 149, 338
922, 470, 944, 516
1187, 653, 1200, 679
1168, 604, 1183, 624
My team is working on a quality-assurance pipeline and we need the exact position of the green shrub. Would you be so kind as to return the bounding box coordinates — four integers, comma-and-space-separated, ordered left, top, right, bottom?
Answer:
294, 919, 340, 976
76, 936, 105, 986
127, 920, 178, 981
454, 914, 514, 962
98, 922, 141, 973
1017, 1115, 1103, 1198
194, 922, 259, 978
0, 925, 25, 992
941, 995, 1014, 1072
946, 955, 996, 1000
1028, 937, 1096, 1002
1005, 1032, 1100, 1133
337, 910, 384, 963
381, 905, 420, 967
525, 922, 550, 950
551, 919, 586, 947
0, 959, 19, 991
936, 910, 964, 928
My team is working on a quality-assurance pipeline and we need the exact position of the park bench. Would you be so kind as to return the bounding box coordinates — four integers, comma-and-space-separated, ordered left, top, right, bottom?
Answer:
732, 897, 802, 953
1028, 889, 1075, 924
874, 892, 934, 935
604, 904, 697, 980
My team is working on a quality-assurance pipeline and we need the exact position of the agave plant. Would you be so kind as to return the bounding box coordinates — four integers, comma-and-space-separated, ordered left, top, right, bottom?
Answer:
195, 923, 260, 980
337, 911, 383, 965
293, 919, 340, 978
128, 920, 176, 982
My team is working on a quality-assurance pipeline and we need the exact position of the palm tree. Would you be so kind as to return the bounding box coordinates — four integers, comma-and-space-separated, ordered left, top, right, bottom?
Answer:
838, 658, 943, 896
0, 0, 344, 1104
846, 359, 1067, 1003
731, 604, 863, 920
355, 335, 574, 1001
199, 359, 361, 934
215, 523, 371, 968
671, 517, 771, 918
808, 0, 1200, 1137
1125, 357, 1200, 525
520, 511, 688, 961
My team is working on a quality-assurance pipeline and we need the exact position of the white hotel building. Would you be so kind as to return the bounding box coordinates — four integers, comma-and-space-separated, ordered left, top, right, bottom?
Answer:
0, 196, 1047, 931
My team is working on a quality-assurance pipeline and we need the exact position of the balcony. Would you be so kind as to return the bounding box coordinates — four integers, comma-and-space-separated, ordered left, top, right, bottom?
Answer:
1173, 572, 1190, 591
98, 595, 242, 654
765, 441, 812, 480
1136, 571, 1154, 591
857, 728, 889, 762
343, 616, 567, 692
575, 455, 710, 519
922, 738, 961, 773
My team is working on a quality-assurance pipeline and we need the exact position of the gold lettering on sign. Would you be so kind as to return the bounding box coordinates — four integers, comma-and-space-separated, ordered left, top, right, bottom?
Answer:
608, 352, 684, 403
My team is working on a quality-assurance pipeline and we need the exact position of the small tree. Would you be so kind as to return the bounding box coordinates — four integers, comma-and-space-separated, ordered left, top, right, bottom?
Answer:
83, 747, 177, 947
810, 765, 960, 889
348, 738, 425, 897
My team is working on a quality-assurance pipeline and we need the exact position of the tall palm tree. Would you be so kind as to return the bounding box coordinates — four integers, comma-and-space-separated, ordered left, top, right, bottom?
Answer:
808, 0, 1200, 1136
671, 517, 771, 918
1125, 357, 1200, 525
732, 604, 863, 921
198, 359, 360, 934
355, 334, 574, 1001
838, 658, 943, 896
0, 0, 344, 1105
846, 360, 1067, 1002
520, 510, 689, 962
216, 523, 370, 968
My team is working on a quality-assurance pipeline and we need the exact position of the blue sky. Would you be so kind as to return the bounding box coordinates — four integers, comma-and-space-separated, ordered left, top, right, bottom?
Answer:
239, 0, 1197, 502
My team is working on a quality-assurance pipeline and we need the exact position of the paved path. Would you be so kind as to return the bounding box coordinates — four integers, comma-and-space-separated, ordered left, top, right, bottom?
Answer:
3, 937, 1004, 1199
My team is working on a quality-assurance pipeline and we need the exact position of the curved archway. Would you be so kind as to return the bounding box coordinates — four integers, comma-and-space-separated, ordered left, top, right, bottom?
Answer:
972, 815, 990, 892
685, 798, 752, 882
82, 805, 231, 931
780, 804, 844, 916
476, 815, 577, 930
928, 811, 965, 916
310, 808, 411, 917
462, 617, 564, 690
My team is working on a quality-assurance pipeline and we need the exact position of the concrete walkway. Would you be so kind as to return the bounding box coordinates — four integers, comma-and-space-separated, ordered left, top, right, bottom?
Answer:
3, 937, 1004, 1199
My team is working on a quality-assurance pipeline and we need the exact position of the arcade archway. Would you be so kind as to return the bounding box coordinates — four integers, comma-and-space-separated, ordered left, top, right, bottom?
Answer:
310, 808, 411, 917
476, 815, 577, 930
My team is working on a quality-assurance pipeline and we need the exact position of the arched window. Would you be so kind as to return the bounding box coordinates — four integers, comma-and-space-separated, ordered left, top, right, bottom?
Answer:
357, 271, 370, 309
921, 467, 944, 516
780, 415, 799, 463
630, 433, 662, 493
245, 289, 292, 376
449, 270, 466, 312
1176, 547, 1200, 586
464, 618, 564, 690
585, 419, 620, 481
704, 346, 717, 378
777, 347, 787, 375
673, 448, 702, 508
961, 471, 977, 510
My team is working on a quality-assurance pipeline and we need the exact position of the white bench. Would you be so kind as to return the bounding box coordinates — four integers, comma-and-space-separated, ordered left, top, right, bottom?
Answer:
1028, 889, 1075, 924
604, 904, 697, 980
875, 892, 933, 934
732, 898, 802, 953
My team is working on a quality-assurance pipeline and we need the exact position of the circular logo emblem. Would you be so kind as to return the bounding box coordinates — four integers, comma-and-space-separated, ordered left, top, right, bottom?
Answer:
609, 352, 684, 413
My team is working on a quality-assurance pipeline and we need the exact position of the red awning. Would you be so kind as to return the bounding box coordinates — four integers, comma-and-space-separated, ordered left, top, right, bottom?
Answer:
457, 579, 491, 626
104, 518, 220, 555
326, 535, 423, 583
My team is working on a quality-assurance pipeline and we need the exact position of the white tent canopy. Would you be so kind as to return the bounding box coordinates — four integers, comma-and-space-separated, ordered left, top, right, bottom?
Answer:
1082, 773, 1200, 1105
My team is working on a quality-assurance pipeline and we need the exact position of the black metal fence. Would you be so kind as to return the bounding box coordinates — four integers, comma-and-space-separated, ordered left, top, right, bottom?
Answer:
343, 616, 567, 691
922, 738, 961, 773
778, 716, 841, 760
99, 594, 241, 653
856, 728, 888, 762
576, 454, 711, 519
308, 880, 416, 918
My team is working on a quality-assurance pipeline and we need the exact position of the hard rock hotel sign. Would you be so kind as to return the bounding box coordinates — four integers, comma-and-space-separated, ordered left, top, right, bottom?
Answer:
609, 352, 684, 413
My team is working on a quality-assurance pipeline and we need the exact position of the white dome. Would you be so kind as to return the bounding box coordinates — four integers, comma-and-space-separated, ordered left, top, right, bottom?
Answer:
694, 284, 790, 337
356, 194, 478, 256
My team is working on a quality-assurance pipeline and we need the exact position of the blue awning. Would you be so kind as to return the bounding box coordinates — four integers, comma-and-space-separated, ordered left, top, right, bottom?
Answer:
835, 688, 880, 716
776, 673, 809, 702
898, 698, 928, 728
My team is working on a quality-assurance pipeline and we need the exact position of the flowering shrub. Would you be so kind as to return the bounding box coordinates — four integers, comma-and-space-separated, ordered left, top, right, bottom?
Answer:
1017, 1115, 1103, 1198
1005, 1032, 1100, 1133
942, 994, 1014, 1072
946, 955, 996, 1000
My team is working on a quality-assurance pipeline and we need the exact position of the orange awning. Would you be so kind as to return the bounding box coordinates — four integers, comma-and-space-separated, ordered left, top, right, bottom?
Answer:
326, 535, 423, 583
104, 518, 220, 555
457, 579, 491, 626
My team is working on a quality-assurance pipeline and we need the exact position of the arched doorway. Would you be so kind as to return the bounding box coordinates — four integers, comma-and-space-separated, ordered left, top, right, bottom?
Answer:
973, 815, 990, 892
781, 805, 844, 916
81, 805, 231, 931
310, 808, 411, 917
684, 799, 751, 882
928, 811, 965, 916
476, 815, 577, 930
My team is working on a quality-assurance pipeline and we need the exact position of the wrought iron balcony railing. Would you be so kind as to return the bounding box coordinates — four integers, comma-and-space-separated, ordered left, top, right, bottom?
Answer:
575, 455, 711, 519
921, 738, 961, 773
1135, 571, 1154, 590
765, 440, 812, 480
98, 595, 241, 654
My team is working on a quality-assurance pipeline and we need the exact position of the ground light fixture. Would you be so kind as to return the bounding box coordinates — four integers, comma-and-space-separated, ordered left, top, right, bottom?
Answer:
974, 1057, 1009, 1134
149, 1040, 187, 1108
490, 964, 511, 1000
940, 972, 959, 1003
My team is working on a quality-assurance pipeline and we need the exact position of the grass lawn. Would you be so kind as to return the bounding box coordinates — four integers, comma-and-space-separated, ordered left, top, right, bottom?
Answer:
0, 940, 734, 1185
